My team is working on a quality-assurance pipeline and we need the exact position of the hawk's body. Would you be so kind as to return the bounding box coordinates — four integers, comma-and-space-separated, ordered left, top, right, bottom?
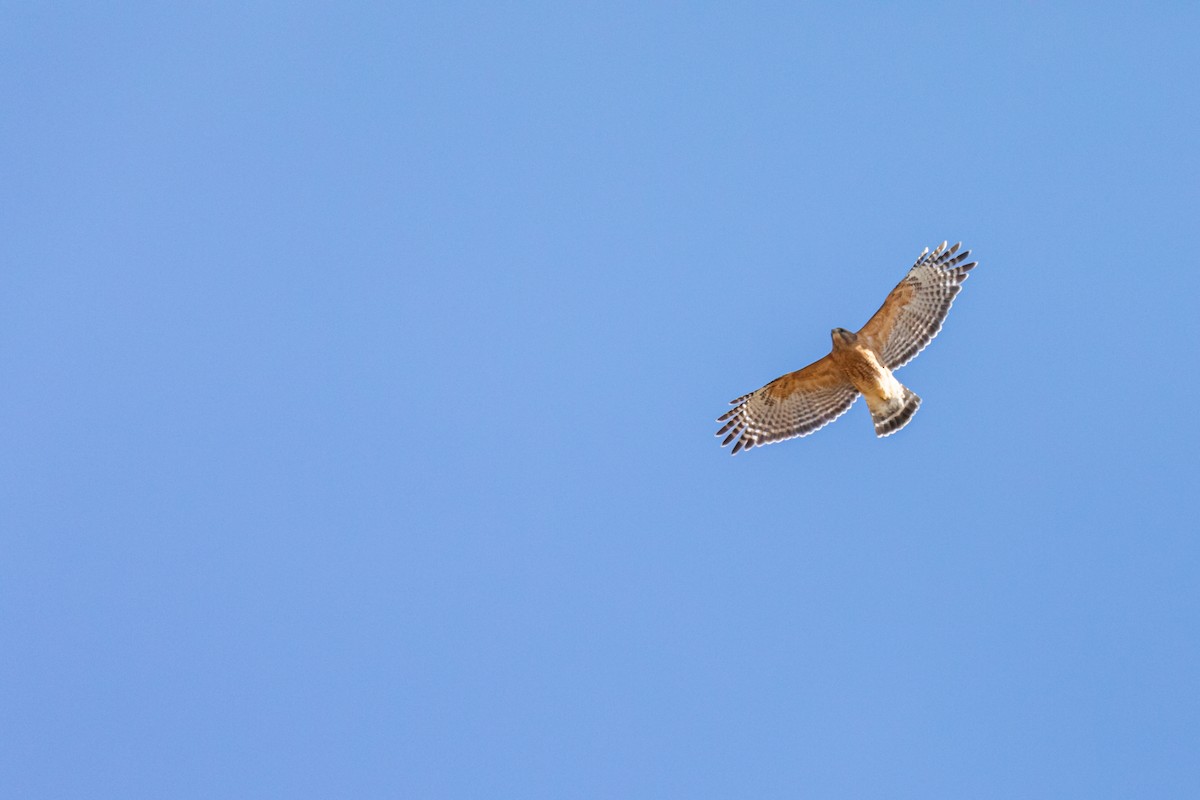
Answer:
717, 242, 978, 453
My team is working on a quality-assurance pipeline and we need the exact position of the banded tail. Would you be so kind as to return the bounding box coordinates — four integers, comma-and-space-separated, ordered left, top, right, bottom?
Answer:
867, 386, 921, 437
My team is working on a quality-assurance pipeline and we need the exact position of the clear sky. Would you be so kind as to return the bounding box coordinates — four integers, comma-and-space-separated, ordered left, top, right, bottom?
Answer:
3, 3, 1198, 798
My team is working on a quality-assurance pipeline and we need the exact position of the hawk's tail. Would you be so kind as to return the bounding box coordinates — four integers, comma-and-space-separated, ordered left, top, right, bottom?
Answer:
868, 386, 921, 438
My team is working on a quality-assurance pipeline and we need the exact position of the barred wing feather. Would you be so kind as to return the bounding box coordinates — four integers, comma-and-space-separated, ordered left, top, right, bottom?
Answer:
716, 355, 859, 454
858, 241, 978, 369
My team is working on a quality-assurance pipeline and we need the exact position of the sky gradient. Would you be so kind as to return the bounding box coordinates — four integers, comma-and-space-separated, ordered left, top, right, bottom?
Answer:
3, 3, 1198, 797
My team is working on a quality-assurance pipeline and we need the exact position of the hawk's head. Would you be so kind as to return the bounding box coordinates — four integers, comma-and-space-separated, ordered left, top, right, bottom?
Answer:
831, 327, 857, 347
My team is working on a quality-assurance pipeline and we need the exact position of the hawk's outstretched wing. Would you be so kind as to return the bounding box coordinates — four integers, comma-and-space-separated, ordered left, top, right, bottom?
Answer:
858, 242, 977, 369
716, 355, 859, 454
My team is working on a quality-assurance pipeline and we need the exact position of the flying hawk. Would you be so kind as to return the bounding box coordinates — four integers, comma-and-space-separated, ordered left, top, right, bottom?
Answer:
717, 241, 978, 454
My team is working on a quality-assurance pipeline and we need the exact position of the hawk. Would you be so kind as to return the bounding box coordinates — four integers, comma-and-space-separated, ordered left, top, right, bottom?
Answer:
717, 241, 978, 454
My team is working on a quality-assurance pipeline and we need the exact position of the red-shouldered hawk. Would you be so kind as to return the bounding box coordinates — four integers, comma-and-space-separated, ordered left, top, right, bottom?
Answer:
717, 241, 978, 454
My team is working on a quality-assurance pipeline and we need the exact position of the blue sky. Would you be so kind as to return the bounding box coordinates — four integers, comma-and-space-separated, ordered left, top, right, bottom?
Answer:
3, 3, 1198, 797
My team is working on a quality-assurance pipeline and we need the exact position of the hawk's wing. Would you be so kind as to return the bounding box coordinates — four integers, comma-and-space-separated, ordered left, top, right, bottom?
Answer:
857, 241, 978, 369
716, 355, 858, 454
